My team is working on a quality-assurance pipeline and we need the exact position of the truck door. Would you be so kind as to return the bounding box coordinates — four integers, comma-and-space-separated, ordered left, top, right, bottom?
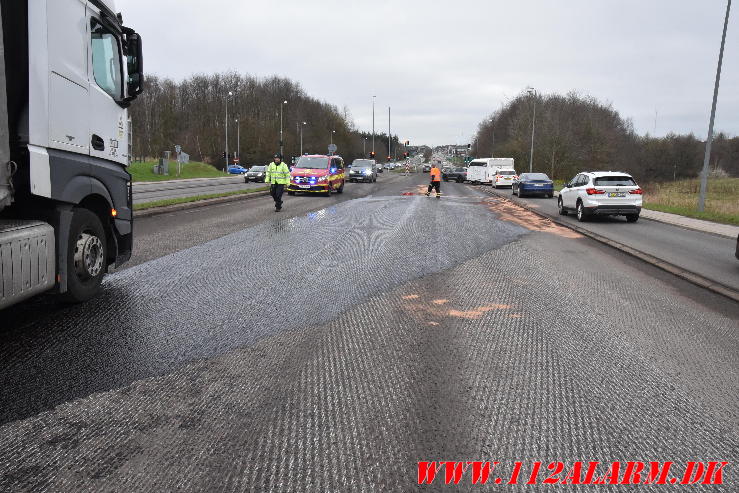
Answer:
46, 0, 90, 156
87, 5, 127, 165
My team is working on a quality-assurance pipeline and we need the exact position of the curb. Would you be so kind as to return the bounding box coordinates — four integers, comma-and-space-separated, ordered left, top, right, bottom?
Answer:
134, 191, 270, 218
485, 189, 739, 303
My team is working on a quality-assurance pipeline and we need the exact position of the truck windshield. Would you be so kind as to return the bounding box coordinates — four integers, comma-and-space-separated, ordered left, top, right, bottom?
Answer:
295, 157, 329, 169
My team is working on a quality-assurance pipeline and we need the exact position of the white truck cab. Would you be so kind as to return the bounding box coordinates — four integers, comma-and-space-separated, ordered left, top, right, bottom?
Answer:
0, 0, 144, 309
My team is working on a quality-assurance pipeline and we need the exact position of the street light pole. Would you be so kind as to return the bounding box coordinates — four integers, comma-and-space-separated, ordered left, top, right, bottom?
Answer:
280, 100, 287, 157
235, 118, 240, 163
363, 137, 367, 155
527, 87, 537, 173
372, 96, 376, 153
388, 107, 391, 162
224, 90, 232, 173
698, 0, 732, 212
300, 122, 306, 155
490, 119, 495, 158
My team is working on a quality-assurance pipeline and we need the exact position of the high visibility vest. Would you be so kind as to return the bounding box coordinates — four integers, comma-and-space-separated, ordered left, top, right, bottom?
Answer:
266, 162, 290, 185
430, 168, 441, 181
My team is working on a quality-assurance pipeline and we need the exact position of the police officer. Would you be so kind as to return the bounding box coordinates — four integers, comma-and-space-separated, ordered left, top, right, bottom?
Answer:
425, 163, 442, 198
266, 154, 290, 211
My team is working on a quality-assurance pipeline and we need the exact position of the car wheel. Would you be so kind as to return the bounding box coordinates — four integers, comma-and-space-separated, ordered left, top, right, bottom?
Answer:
244, 178, 249, 183
457, 177, 463, 183
626, 214, 639, 223
62, 208, 107, 303
576, 201, 588, 222
558, 197, 567, 215
336, 183, 344, 194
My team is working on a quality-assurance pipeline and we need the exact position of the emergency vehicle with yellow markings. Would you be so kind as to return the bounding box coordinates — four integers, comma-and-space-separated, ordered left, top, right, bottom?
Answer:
287, 155, 345, 197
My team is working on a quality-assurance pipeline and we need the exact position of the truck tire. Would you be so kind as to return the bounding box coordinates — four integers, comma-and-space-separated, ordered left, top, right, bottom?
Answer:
63, 208, 107, 303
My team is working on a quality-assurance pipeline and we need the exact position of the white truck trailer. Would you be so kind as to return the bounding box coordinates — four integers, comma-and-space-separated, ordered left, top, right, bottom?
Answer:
0, 0, 143, 309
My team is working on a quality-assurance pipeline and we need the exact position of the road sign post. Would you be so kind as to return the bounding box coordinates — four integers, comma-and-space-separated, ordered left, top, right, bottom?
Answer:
328, 143, 337, 155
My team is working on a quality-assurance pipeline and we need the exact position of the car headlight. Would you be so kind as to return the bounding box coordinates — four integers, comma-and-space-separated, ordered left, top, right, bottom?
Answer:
364, 169, 372, 175
257, 173, 263, 176
318, 176, 328, 182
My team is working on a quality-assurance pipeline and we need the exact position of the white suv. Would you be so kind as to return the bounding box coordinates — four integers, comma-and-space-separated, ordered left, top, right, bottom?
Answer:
558, 171, 642, 222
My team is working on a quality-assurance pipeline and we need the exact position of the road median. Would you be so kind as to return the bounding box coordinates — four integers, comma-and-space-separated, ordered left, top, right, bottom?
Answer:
134, 188, 270, 218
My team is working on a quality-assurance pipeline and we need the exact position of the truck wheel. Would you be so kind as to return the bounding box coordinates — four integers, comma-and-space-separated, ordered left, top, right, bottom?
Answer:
63, 208, 107, 303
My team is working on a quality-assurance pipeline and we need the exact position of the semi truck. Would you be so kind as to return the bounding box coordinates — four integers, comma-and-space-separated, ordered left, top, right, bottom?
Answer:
0, 0, 143, 309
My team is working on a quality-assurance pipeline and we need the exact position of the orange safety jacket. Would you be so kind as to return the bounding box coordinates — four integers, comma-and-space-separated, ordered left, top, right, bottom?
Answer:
430, 168, 441, 182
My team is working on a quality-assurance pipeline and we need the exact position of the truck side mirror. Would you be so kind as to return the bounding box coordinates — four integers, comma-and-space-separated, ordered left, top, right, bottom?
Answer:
126, 32, 144, 98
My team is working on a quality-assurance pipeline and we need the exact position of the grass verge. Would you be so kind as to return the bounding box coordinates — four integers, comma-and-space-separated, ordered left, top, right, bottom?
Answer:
642, 178, 739, 226
133, 187, 269, 211
129, 160, 226, 182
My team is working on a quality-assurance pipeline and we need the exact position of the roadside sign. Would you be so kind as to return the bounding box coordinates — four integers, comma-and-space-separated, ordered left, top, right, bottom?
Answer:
174, 145, 181, 154
328, 143, 337, 154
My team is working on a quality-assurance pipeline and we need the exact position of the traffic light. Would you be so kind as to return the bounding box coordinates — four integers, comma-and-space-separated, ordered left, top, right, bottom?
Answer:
387, 156, 391, 162
222, 151, 226, 158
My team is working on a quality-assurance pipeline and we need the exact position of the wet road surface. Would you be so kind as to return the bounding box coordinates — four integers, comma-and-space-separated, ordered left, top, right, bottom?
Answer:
1, 174, 737, 492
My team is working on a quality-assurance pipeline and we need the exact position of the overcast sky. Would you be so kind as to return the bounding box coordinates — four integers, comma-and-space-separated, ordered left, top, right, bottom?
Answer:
117, 0, 737, 146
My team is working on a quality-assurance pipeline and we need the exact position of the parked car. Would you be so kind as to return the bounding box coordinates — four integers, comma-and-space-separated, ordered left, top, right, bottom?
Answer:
287, 155, 346, 196
513, 172, 554, 197
422, 164, 431, 172
244, 165, 266, 183
349, 159, 377, 182
558, 171, 642, 222
227, 165, 248, 174
442, 167, 468, 183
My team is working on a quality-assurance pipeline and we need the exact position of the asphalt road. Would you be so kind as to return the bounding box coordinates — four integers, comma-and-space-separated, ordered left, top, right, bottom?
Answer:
132, 175, 264, 204
483, 185, 739, 292
1, 174, 737, 492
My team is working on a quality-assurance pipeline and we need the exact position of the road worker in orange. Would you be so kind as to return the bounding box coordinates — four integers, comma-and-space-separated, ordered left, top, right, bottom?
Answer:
425, 163, 442, 198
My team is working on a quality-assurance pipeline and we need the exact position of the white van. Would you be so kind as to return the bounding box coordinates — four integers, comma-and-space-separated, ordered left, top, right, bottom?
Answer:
466, 158, 516, 185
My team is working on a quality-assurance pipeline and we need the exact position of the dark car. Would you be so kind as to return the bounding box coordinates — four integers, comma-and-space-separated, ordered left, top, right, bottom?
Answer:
443, 167, 467, 183
244, 165, 266, 183
349, 159, 377, 183
513, 172, 554, 198
422, 164, 431, 173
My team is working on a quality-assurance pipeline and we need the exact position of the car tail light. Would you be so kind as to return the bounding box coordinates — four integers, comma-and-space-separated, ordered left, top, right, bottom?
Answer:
585, 188, 605, 195
629, 188, 643, 195
496, 175, 501, 179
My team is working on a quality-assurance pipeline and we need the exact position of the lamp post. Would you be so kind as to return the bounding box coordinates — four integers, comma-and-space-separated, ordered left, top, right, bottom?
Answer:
363, 137, 367, 155
372, 96, 376, 154
330, 130, 336, 153
698, 0, 732, 212
526, 87, 537, 173
490, 119, 495, 158
279, 100, 287, 157
224, 90, 233, 173
300, 121, 306, 155
235, 118, 240, 164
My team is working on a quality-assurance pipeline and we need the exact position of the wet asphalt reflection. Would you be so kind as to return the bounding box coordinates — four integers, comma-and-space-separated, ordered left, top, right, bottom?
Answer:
0, 191, 524, 425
